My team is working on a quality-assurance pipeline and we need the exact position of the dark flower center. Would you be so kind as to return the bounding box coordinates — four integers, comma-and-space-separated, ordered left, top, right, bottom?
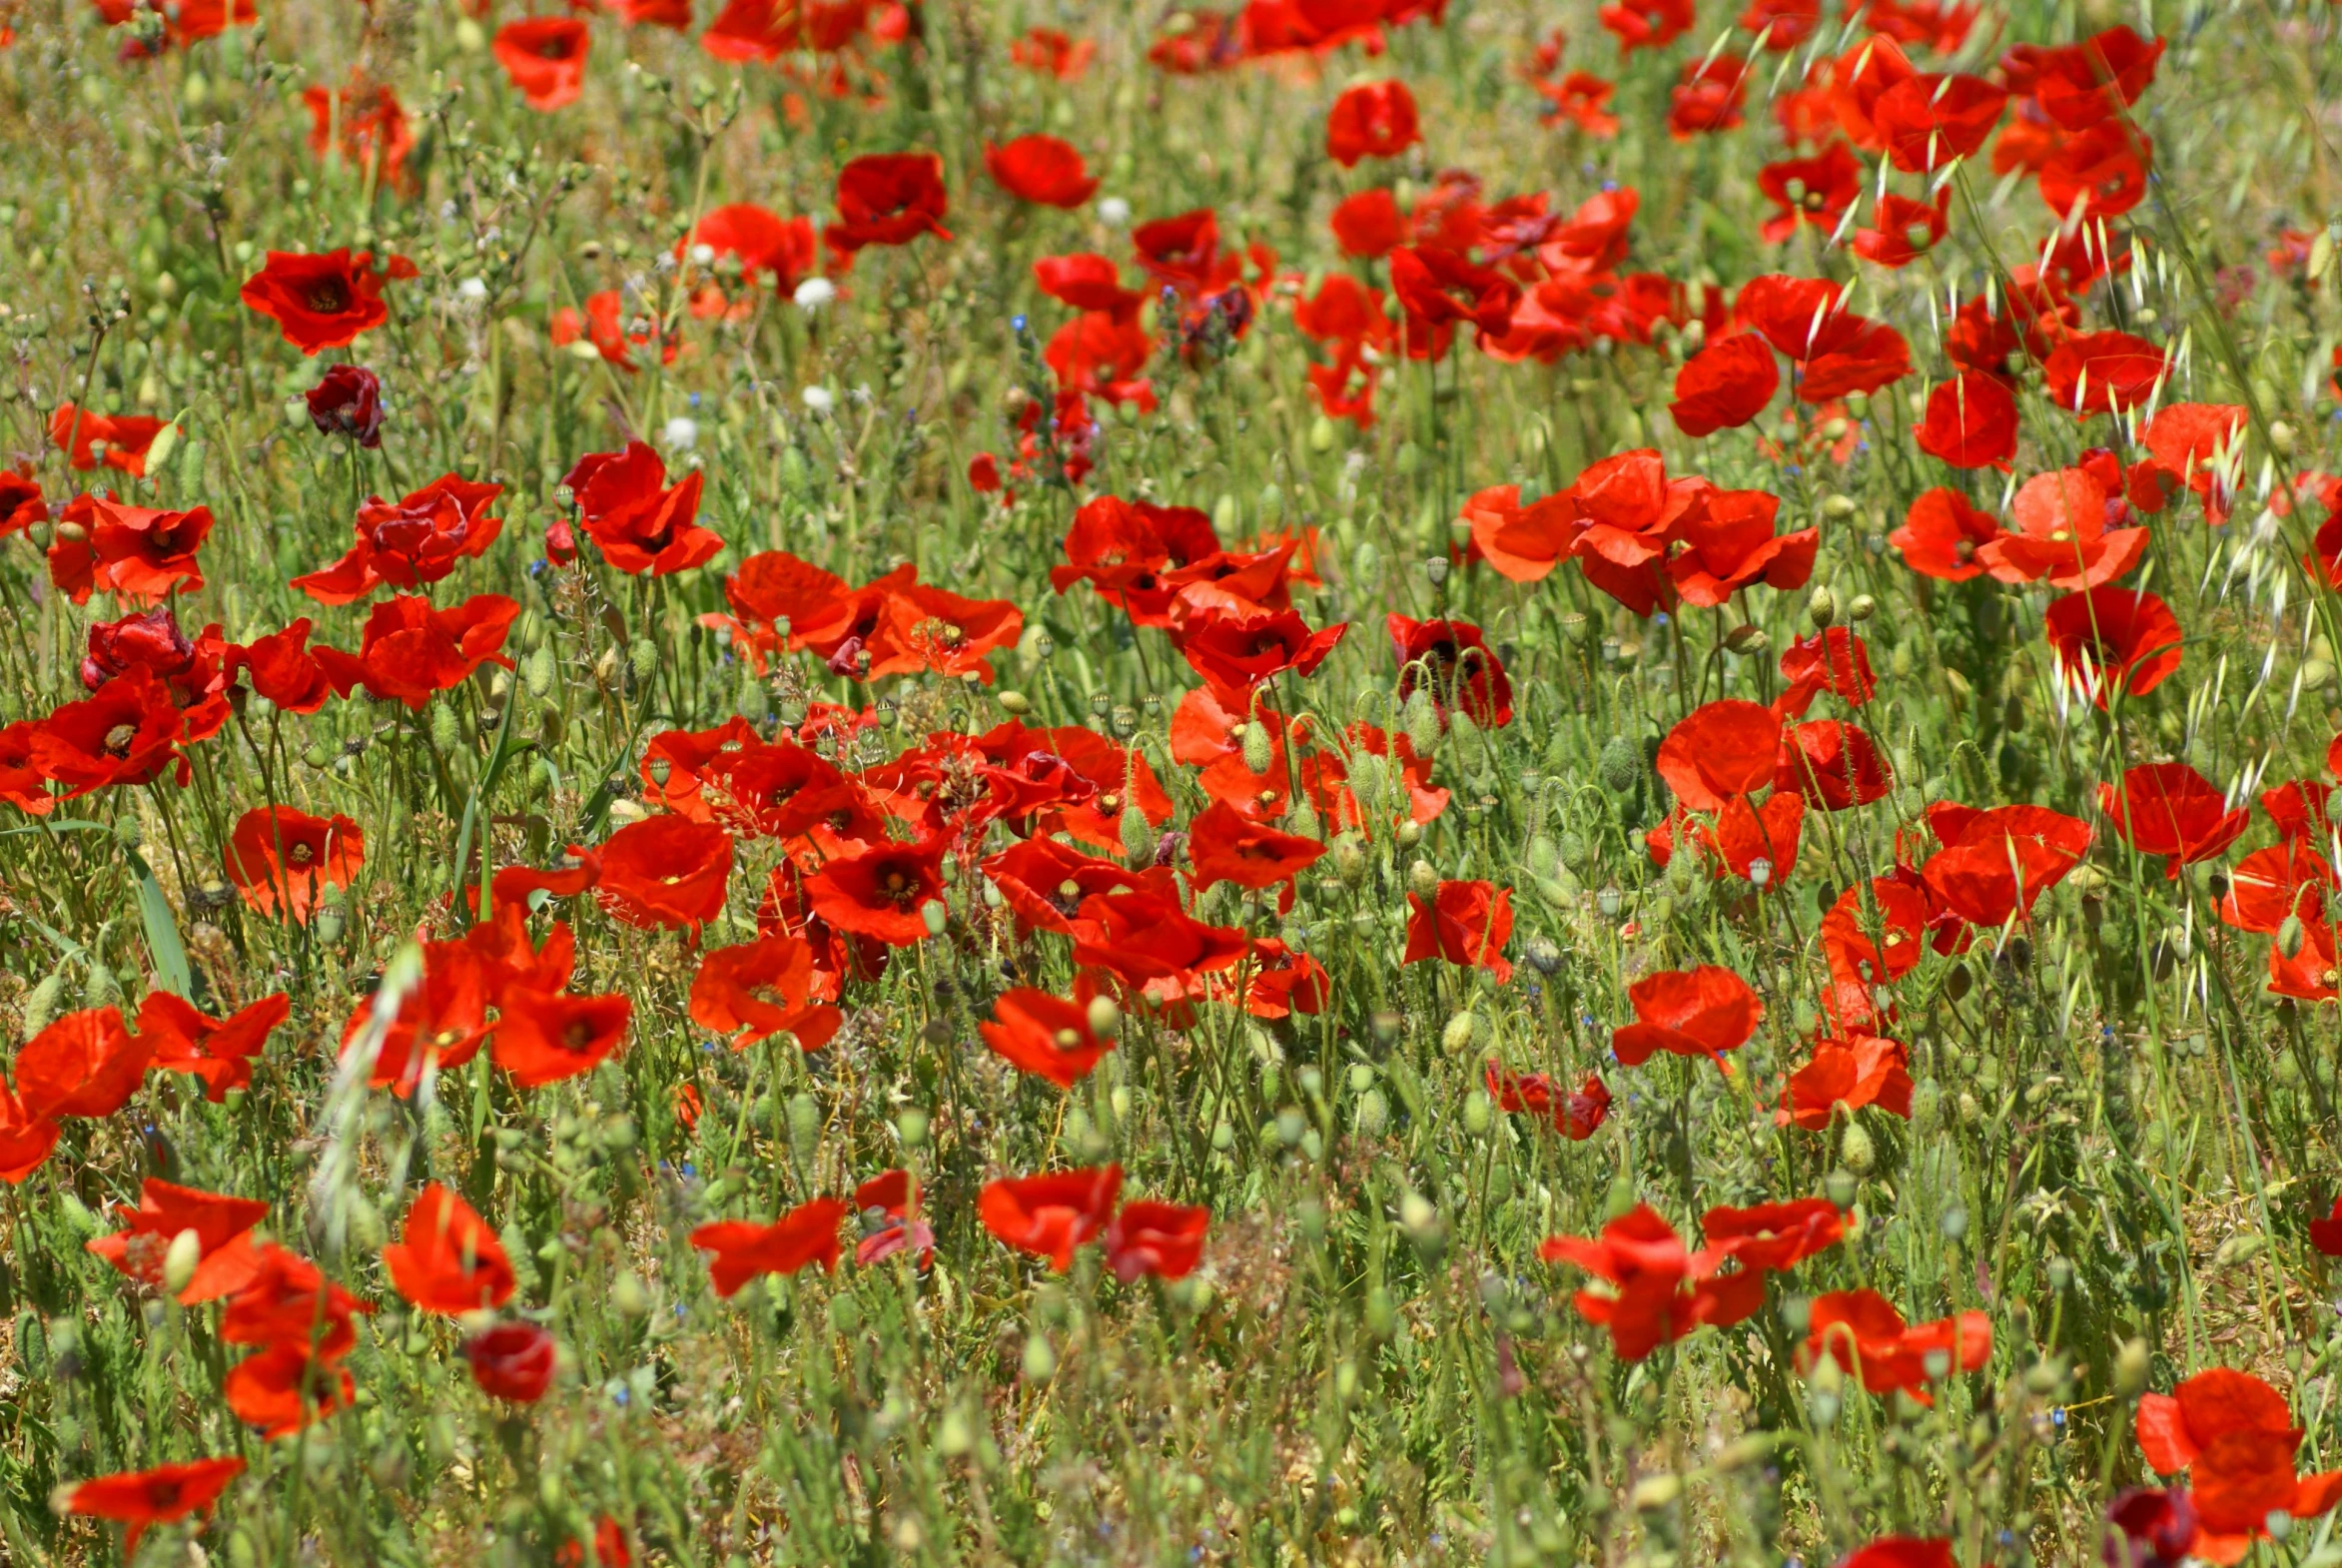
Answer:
306, 279, 352, 315
104, 723, 138, 755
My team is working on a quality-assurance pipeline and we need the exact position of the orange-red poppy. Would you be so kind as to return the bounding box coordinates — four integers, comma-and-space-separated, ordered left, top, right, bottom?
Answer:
691, 1196, 851, 1295
980, 1167, 1123, 1270
382, 1183, 515, 1314
223, 806, 364, 921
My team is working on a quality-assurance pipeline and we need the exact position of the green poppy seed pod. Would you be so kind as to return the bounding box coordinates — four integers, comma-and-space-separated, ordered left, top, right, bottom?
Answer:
1402, 688, 1441, 755
1822, 493, 1858, 519
82, 962, 117, 1010
628, 637, 657, 682
2280, 913, 2308, 960
1086, 995, 1121, 1041
1891, 641, 1916, 678
1910, 1078, 1942, 1133
1348, 752, 1389, 812
314, 904, 346, 946
895, 1108, 929, 1147
524, 643, 556, 700
1596, 734, 1640, 796
997, 689, 1032, 715
161, 1227, 202, 1295
1462, 1088, 1493, 1134
1602, 1174, 1639, 1221
1805, 586, 1838, 631
1407, 857, 1439, 900
1526, 833, 1558, 877
1308, 413, 1336, 453
428, 701, 460, 753
1448, 710, 1480, 750
1840, 1118, 1877, 1176
738, 669, 769, 724
23, 972, 63, 1036
1212, 493, 1239, 534
611, 1270, 650, 1318
1352, 540, 1381, 582
2114, 1336, 2150, 1398
537, 703, 565, 745
1442, 1013, 1479, 1053
1364, 1283, 1398, 1339
920, 899, 948, 938
2272, 420, 2298, 457
787, 1092, 821, 1167
1120, 804, 1155, 865
1394, 819, 1423, 849
1240, 721, 1274, 776
1331, 835, 1367, 888
1256, 483, 1283, 525
1355, 1088, 1389, 1137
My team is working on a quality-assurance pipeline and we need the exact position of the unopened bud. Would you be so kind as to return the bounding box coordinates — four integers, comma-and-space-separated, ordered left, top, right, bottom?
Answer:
162, 1227, 203, 1295
1806, 586, 1838, 630
1240, 721, 1273, 776
920, 900, 949, 938
1086, 995, 1121, 1041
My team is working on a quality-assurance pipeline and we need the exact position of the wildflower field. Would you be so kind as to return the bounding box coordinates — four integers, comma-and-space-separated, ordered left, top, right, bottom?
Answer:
1, 0, 2340, 1563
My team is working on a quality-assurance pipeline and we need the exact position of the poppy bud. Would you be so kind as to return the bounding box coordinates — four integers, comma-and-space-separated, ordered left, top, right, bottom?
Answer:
1442, 1013, 1478, 1053
610, 1270, 649, 1318
1395, 440, 1422, 475
1825, 1167, 1860, 1208
1847, 594, 1876, 623
2280, 913, 2308, 959
1239, 721, 1273, 776
1394, 820, 1422, 849
1602, 1174, 1638, 1220
1805, 586, 1838, 630
920, 899, 949, 938
1331, 835, 1367, 888
786, 1092, 821, 1168
1255, 484, 1283, 525
997, 689, 1031, 715
23, 971, 62, 1036
1117, 804, 1155, 867
1407, 858, 1439, 900
2272, 419, 2297, 456
161, 1226, 203, 1295
629, 638, 657, 682
1402, 688, 1441, 755
428, 702, 460, 753
2113, 1336, 2150, 1397
1355, 1089, 1390, 1137
523, 643, 556, 700
1596, 734, 1640, 796
1309, 414, 1336, 453
1840, 1118, 1876, 1175
1399, 1188, 1440, 1241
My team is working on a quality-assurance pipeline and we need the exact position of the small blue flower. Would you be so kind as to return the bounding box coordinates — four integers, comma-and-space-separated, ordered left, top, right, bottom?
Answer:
1011, 314, 1028, 333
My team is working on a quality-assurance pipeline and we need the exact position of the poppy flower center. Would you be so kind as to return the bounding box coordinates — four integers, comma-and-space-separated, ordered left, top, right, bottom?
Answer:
103, 723, 138, 755
306, 279, 352, 315
562, 1017, 599, 1049
881, 869, 915, 903
288, 842, 317, 867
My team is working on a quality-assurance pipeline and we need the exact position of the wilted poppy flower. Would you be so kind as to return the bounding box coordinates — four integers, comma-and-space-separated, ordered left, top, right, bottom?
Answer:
1184, 799, 1326, 892
1784, 1034, 1915, 1128
2044, 586, 2182, 707
1614, 967, 1761, 1068
803, 836, 946, 946
980, 988, 1116, 1089
562, 441, 721, 576
1389, 614, 1512, 728
1485, 1062, 1612, 1139
1776, 720, 1894, 811
1702, 1197, 1844, 1271
303, 76, 413, 193
382, 1183, 514, 1314
460, 1321, 557, 1402
493, 989, 633, 1089
2101, 763, 2248, 877
294, 474, 502, 602
58, 1457, 246, 1556
1404, 880, 1515, 983
2103, 1488, 2198, 1568
50, 403, 166, 477
689, 935, 842, 1051
313, 593, 518, 709
980, 1166, 1123, 1270
2137, 1368, 2342, 1560
239, 249, 411, 355
1890, 486, 1999, 580
985, 134, 1099, 207
1539, 1204, 1763, 1360
304, 364, 386, 446
222, 806, 363, 921
691, 1196, 852, 1296
1915, 372, 2018, 469
492, 17, 590, 110
1671, 334, 1779, 437
85, 1176, 267, 1297
138, 990, 287, 1103
1657, 700, 1781, 810
1325, 80, 1421, 167
1106, 1200, 1209, 1282
1802, 1289, 1990, 1401
2043, 329, 2169, 417
826, 153, 952, 261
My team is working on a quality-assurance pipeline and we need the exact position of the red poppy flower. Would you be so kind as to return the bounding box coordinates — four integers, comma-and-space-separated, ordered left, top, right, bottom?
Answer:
1536, 71, 1622, 135
688, 935, 843, 1051
985, 134, 1099, 207
303, 77, 414, 194
1388, 613, 1512, 728
1775, 720, 1893, 811
464, 1321, 556, 1402
1666, 486, 1819, 607
341, 942, 495, 1095
2019, 25, 2165, 129
1329, 189, 1406, 258
1851, 189, 1950, 269
1872, 73, 2007, 171
802, 836, 946, 946
222, 806, 364, 922
1614, 967, 1760, 1068
304, 363, 387, 447
1783, 1033, 1915, 1129
1914, 372, 2018, 470
980, 1167, 1123, 1271
1758, 141, 1861, 242
2101, 762, 2248, 877
1012, 26, 1095, 77
2142, 401, 2248, 520
492, 17, 590, 110
382, 1183, 515, 1314
562, 442, 722, 576
312, 592, 518, 709
979, 988, 1116, 1088
1171, 606, 1348, 704
2309, 1195, 2342, 1257
1657, 700, 1781, 811
550, 289, 669, 372
1802, 1289, 1990, 1402
1600, 0, 1694, 53
294, 474, 502, 603
239, 249, 411, 355
1070, 889, 1250, 997
1485, 1062, 1612, 1139
690, 1196, 851, 1296
27, 665, 186, 798
1649, 792, 1807, 885
224, 619, 331, 715
2137, 1368, 2342, 1561
137, 991, 287, 1103
1034, 253, 1145, 315
682, 204, 817, 309
493, 989, 633, 1089
1539, 1204, 1764, 1360
2043, 585, 2182, 707
80, 607, 229, 739
2220, 836, 2331, 936
2043, 329, 2168, 417
59, 1457, 246, 1557
1890, 487, 1999, 580
592, 815, 734, 931
1670, 334, 1780, 437
1920, 802, 2091, 926
1669, 53, 1749, 138
50, 403, 166, 476
981, 837, 1158, 936
1837, 1539, 1954, 1568
223, 1342, 354, 1437
2038, 120, 2152, 218
1106, 1200, 1209, 1282
85, 1177, 268, 1296
1325, 80, 1421, 167
1702, 1197, 1844, 1270
825, 153, 952, 261
1184, 799, 1326, 893
0, 466, 45, 537
72, 493, 214, 600
1777, 628, 1877, 716
1403, 879, 1515, 983
1388, 246, 1520, 351
1975, 467, 2147, 587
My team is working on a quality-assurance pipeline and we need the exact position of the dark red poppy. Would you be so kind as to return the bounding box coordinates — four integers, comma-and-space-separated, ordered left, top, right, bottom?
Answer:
691, 1196, 852, 1296
2043, 329, 2168, 417
2309, 1195, 2342, 1257
85, 1177, 267, 1295
985, 134, 1099, 207
1758, 141, 1861, 242
1403, 880, 1514, 983
1872, 73, 2007, 171
222, 806, 363, 922
312, 592, 518, 708
562, 442, 721, 576
304, 364, 386, 446
239, 249, 411, 354
81, 607, 230, 739
1388, 613, 1512, 728
2102, 1489, 2198, 1568
1702, 1197, 1844, 1270
2043, 585, 2182, 708
1783, 1034, 1914, 1129
1325, 80, 1421, 167
459, 1321, 556, 1402
382, 1183, 514, 1314
1889, 487, 1998, 580
50, 402, 166, 477
594, 815, 734, 931
0, 466, 44, 538
1671, 334, 1779, 437
1803, 1289, 1990, 1402
294, 474, 502, 602
492, 17, 590, 110
825, 153, 952, 261
1914, 371, 2018, 469
1105, 1200, 1209, 1282
979, 988, 1116, 1088
59, 1457, 246, 1556
28, 665, 188, 798
137, 990, 288, 1103
1539, 1204, 1763, 1360
2101, 763, 2248, 877
1485, 1062, 1612, 1139
493, 988, 632, 1088
1657, 700, 1781, 811
980, 1167, 1123, 1271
